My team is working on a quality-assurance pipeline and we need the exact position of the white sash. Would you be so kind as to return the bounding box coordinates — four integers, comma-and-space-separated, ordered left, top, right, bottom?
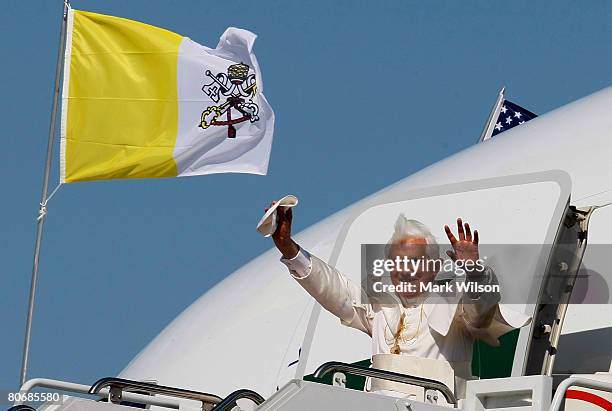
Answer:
370, 353, 455, 406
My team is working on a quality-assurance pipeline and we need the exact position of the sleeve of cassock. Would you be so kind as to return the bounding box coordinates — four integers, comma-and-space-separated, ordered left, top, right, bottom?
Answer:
281, 248, 374, 336
427, 267, 532, 347
460, 267, 531, 346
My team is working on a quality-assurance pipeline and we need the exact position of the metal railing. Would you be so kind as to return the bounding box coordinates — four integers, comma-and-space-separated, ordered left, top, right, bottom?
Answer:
15, 378, 183, 409
212, 389, 266, 410
89, 377, 222, 410
549, 376, 612, 411
313, 361, 457, 405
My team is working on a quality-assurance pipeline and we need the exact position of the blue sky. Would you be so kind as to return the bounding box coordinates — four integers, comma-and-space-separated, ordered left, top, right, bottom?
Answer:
2, 0, 612, 392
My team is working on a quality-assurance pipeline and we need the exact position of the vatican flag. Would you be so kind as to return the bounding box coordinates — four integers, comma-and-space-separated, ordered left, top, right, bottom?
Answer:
60, 8, 274, 183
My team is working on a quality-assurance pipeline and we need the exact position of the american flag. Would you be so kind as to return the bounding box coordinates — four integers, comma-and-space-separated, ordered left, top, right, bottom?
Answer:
491, 100, 537, 137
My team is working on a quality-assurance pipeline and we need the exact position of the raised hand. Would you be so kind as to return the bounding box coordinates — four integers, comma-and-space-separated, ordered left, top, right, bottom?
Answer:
265, 201, 299, 259
444, 218, 479, 263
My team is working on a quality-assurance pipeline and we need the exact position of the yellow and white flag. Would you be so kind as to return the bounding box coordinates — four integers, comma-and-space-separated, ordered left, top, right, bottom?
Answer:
60, 8, 274, 183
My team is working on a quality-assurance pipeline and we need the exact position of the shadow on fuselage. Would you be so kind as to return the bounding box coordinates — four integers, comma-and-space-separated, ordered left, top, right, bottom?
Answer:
555, 326, 612, 374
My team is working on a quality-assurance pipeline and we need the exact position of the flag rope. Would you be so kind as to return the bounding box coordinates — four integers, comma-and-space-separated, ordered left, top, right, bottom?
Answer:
36, 183, 63, 222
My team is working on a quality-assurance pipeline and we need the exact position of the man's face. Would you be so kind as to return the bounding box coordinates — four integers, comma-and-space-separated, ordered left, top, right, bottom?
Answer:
387, 236, 439, 298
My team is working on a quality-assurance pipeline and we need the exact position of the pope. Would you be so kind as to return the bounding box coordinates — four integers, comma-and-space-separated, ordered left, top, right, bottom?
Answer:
265, 200, 531, 402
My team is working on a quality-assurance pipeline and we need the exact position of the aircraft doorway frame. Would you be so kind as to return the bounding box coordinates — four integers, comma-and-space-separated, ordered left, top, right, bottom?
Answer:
298, 170, 574, 380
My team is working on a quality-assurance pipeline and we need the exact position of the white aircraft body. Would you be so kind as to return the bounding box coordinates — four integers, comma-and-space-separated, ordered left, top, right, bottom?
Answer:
17, 85, 612, 410
119, 84, 612, 408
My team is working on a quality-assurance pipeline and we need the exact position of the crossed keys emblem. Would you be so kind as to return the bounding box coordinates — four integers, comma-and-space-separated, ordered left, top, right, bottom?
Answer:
200, 62, 259, 138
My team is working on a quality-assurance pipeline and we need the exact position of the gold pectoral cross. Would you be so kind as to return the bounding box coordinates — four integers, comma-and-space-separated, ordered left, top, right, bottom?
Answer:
390, 306, 424, 354
391, 312, 406, 354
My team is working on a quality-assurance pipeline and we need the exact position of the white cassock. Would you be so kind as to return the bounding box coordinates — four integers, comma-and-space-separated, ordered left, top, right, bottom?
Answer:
281, 248, 531, 402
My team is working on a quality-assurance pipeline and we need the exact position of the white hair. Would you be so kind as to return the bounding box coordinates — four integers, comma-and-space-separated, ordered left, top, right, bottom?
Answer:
386, 214, 439, 259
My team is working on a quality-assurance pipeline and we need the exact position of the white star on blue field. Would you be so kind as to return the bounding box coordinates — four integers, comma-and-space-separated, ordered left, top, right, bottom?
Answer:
493, 101, 537, 136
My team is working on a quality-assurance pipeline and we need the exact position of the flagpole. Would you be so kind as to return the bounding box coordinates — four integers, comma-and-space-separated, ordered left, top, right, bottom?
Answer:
478, 86, 505, 143
20, 0, 70, 387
